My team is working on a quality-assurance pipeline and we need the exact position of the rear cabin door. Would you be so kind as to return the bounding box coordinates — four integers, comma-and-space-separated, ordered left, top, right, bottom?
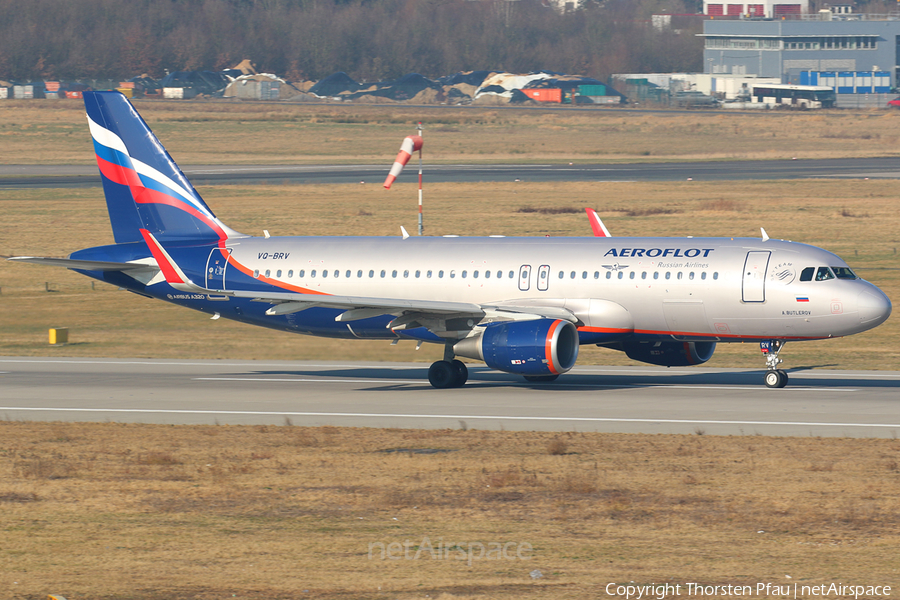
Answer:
205, 247, 232, 295
742, 251, 770, 303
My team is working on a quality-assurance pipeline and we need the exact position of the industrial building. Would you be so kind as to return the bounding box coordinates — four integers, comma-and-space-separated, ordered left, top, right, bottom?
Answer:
701, 14, 900, 98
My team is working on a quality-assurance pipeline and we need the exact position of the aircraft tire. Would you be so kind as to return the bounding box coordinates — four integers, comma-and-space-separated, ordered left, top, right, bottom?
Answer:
428, 360, 457, 389
777, 369, 789, 388
765, 370, 788, 388
450, 360, 468, 387
524, 374, 560, 383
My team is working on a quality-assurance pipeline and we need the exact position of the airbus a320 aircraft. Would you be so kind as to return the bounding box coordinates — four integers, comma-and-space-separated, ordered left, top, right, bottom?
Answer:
10, 92, 892, 389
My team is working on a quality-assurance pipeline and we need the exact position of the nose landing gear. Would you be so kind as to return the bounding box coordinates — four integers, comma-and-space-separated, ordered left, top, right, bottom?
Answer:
761, 340, 788, 388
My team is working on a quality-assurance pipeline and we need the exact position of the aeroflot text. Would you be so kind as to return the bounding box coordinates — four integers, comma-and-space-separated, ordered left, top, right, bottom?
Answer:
603, 248, 715, 258
605, 582, 892, 599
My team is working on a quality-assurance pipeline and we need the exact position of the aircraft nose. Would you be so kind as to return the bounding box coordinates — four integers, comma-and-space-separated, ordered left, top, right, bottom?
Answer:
858, 287, 892, 326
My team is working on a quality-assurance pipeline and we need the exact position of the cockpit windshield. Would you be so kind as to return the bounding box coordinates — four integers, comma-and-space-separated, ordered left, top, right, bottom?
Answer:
799, 266, 854, 282
831, 267, 857, 280
815, 267, 834, 281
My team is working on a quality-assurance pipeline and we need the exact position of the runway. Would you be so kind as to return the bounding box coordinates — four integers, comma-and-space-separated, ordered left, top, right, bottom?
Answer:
2, 156, 900, 188
2, 357, 898, 437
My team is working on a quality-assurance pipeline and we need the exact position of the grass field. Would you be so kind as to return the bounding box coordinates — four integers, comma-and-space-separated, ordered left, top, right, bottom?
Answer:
2, 422, 900, 599
4, 100, 900, 165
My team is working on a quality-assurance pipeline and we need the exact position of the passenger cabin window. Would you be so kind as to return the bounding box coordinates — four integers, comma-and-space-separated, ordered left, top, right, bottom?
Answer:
299, 270, 305, 278
369, 270, 375, 278
265, 269, 271, 278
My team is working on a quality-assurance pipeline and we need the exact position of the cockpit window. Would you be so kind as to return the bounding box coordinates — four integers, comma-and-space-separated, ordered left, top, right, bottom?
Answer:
815, 267, 835, 281
831, 267, 857, 280
800, 267, 814, 282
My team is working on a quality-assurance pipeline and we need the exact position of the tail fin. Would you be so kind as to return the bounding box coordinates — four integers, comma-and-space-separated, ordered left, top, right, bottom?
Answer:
84, 91, 241, 244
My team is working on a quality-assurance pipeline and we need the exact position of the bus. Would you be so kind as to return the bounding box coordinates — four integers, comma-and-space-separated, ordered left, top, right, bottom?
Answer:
751, 84, 836, 109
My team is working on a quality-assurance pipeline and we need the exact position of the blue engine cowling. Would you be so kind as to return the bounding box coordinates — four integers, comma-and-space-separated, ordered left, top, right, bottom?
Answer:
621, 340, 716, 367
453, 319, 579, 376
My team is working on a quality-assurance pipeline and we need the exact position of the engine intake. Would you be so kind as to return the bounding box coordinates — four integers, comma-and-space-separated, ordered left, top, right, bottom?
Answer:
454, 319, 579, 376
621, 340, 716, 367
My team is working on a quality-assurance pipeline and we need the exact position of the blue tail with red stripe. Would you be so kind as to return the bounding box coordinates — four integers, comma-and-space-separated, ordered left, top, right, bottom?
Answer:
85, 91, 239, 244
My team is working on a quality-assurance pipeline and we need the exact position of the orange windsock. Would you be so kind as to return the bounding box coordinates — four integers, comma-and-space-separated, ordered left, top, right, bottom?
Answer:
384, 135, 423, 189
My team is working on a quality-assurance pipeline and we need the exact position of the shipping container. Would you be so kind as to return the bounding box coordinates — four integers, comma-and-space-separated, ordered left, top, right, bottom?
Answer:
65, 91, 82, 99
260, 80, 280, 100
0, 88, 7, 99
44, 81, 61, 92
521, 88, 562, 103
13, 85, 34, 99
578, 84, 606, 97
45, 92, 59, 100
118, 81, 135, 89
584, 96, 620, 104
117, 88, 134, 98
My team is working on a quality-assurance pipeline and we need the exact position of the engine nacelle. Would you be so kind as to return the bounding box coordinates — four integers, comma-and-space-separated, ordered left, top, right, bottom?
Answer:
621, 340, 716, 367
454, 319, 579, 376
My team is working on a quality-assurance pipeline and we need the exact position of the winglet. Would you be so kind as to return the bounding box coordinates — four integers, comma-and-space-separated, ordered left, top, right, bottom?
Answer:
139, 228, 209, 293
401, 226, 410, 240
761, 227, 770, 242
585, 208, 612, 237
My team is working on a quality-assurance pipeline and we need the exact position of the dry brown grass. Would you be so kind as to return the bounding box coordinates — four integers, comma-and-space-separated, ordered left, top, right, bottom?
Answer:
4, 100, 900, 165
1, 422, 898, 599
1, 178, 897, 370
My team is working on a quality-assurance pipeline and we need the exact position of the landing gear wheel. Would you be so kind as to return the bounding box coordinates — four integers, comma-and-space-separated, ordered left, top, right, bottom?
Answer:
764, 369, 788, 389
524, 374, 560, 383
776, 369, 789, 388
428, 361, 456, 389
428, 360, 468, 389
450, 360, 468, 387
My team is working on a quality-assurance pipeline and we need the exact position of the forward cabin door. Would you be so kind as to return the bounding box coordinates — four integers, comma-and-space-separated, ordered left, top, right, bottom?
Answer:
742, 251, 770, 302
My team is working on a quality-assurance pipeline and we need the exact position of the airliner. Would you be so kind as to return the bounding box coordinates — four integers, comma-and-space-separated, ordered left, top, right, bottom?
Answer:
9, 92, 892, 389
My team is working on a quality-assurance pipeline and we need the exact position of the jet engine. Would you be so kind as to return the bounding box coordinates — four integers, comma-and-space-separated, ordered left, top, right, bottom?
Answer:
454, 319, 579, 376
621, 340, 716, 367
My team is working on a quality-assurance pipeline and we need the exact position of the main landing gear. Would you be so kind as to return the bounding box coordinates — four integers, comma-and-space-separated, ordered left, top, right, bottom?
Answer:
761, 340, 788, 388
428, 344, 468, 389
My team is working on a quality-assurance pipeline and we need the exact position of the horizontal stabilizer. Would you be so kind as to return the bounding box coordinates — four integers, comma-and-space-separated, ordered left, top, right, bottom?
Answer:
7, 256, 158, 272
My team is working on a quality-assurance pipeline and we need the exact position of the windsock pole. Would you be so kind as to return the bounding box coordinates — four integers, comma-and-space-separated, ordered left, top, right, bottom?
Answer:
416, 122, 423, 236
383, 128, 425, 235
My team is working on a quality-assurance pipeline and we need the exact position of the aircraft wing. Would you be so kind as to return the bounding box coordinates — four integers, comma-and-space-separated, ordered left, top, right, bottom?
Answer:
7, 256, 158, 272
585, 208, 611, 237
223, 289, 577, 324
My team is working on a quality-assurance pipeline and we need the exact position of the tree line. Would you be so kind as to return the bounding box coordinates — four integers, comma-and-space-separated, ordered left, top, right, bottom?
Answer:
0, 0, 703, 83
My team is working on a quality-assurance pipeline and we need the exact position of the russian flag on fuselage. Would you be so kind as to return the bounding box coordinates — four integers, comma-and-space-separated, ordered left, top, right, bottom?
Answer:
84, 91, 225, 244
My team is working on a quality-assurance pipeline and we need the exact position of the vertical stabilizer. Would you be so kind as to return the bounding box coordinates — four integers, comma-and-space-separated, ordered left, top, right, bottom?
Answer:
84, 91, 240, 244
